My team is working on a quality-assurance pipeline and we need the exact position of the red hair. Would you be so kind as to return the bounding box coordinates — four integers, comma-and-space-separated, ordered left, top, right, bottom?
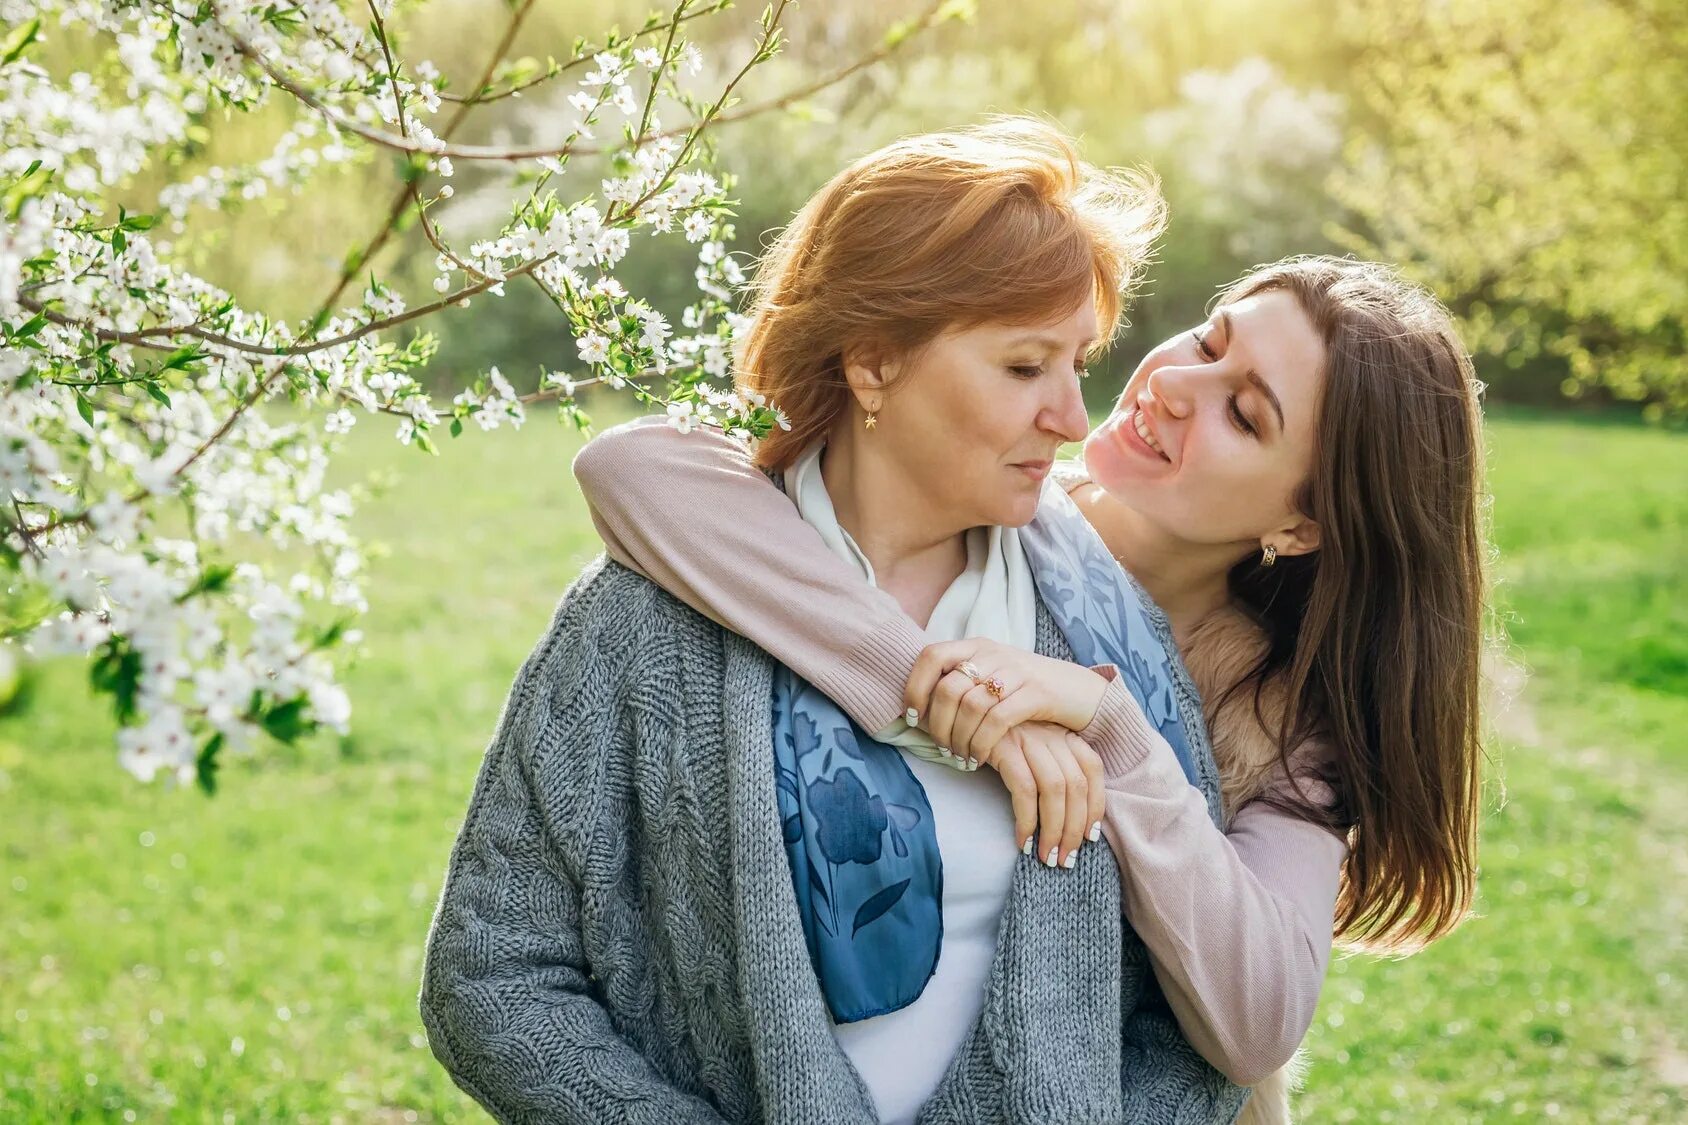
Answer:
739, 117, 1166, 469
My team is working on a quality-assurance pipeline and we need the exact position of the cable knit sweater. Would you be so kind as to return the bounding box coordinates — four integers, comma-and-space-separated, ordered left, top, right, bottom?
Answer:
419, 557, 1248, 1124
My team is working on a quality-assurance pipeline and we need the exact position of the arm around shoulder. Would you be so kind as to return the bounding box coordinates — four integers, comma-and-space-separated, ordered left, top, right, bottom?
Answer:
570, 415, 926, 732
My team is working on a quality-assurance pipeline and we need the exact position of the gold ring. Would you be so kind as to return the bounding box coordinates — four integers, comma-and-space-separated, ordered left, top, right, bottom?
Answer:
983, 675, 1006, 700
956, 660, 983, 682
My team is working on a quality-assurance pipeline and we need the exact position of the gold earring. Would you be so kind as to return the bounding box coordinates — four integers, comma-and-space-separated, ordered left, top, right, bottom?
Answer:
864, 406, 878, 431
1261, 544, 1278, 568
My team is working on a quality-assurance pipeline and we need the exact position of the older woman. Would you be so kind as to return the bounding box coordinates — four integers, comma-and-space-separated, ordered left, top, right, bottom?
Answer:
420, 120, 1247, 1123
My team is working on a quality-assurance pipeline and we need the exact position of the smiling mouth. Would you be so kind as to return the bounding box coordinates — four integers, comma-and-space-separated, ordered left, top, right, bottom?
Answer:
1129, 409, 1169, 460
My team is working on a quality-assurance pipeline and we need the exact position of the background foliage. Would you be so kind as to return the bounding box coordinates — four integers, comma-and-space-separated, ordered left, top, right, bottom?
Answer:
92, 0, 1682, 417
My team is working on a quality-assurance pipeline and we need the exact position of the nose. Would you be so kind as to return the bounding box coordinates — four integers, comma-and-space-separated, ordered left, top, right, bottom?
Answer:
1042, 370, 1092, 445
1143, 363, 1196, 419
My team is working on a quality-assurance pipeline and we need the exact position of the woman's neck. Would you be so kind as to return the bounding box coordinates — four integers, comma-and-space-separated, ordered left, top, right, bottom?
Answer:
1073, 486, 1240, 642
820, 432, 967, 627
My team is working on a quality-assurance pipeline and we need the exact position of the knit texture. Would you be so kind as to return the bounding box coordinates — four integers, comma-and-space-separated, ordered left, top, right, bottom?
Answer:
419, 557, 1248, 1123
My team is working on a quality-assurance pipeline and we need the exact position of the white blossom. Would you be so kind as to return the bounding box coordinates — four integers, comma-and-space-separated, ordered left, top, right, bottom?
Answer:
576, 332, 610, 365
666, 400, 697, 434
683, 212, 712, 242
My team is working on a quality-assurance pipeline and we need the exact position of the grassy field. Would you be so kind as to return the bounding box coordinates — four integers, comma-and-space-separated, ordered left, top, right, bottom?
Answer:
1, 407, 1683, 1122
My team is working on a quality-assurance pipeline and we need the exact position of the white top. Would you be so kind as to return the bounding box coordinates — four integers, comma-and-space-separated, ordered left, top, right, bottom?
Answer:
784, 442, 1033, 1123
831, 758, 1020, 1123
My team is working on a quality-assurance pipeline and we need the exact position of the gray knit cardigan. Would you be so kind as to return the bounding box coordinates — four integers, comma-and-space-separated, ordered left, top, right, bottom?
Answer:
419, 557, 1248, 1124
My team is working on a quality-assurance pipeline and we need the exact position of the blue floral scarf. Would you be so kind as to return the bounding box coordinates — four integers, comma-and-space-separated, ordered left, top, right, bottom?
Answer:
772, 477, 1219, 1024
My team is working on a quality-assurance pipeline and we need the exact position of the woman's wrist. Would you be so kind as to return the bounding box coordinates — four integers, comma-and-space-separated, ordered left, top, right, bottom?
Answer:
1063, 663, 1112, 731
1079, 676, 1161, 774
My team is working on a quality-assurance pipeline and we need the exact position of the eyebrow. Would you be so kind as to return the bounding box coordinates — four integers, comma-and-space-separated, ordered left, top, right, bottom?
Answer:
1005, 331, 1097, 352
1219, 309, 1286, 432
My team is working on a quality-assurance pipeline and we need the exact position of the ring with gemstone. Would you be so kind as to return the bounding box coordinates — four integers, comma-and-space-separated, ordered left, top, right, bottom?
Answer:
956, 660, 984, 682
982, 675, 1007, 700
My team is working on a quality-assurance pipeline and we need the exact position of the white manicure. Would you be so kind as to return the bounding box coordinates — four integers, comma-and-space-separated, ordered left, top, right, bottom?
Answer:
1088, 821, 1102, 842
1045, 846, 1060, 868
1022, 836, 1034, 856
1063, 851, 1078, 870
905, 707, 920, 727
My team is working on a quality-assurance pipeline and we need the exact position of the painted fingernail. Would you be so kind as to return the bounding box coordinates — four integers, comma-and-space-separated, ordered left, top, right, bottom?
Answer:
1045, 846, 1060, 868
905, 707, 920, 726
1088, 821, 1102, 842
1063, 851, 1078, 870
1022, 836, 1034, 856
939, 746, 951, 757
966, 756, 977, 770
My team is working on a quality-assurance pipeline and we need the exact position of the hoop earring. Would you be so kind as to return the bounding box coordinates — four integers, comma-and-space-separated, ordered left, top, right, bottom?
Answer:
1261, 544, 1278, 568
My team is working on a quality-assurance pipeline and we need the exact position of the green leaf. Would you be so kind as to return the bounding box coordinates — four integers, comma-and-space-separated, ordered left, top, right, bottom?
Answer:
144, 382, 173, 408
314, 617, 351, 650
183, 562, 236, 597
88, 639, 143, 724
195, 732, 224, 796
3, 164, 51, 219
74, 392, 94, 426
1, 17, 40, 68
260, 697, 313, 745
162, 344, 208, 371
9, 312, 46, 341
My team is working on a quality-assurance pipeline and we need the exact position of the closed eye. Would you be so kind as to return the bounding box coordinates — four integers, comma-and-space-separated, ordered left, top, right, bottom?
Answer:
1228, 394, 1257, 437
1191, 329, 1217, 361
1009, 364, 1042, 379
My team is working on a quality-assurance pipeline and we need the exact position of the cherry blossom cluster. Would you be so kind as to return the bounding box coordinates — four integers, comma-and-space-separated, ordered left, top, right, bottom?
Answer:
0, 0, 817, 788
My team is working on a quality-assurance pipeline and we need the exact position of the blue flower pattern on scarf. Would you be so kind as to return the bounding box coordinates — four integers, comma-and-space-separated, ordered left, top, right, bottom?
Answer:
771, 480, 1218, 1023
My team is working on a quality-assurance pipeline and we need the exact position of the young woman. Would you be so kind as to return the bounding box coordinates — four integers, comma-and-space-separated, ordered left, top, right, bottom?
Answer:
573, 255, 1490, 1120
425, 118, 1254, 1124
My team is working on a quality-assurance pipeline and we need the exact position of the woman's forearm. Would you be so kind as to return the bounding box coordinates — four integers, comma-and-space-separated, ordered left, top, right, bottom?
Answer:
1082, 681, 1346, 1085
572, 415, 925, 731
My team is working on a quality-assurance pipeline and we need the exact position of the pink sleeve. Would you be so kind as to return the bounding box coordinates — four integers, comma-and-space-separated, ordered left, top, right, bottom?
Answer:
571, 414, 925, 731
1082, 681, 1347, 1085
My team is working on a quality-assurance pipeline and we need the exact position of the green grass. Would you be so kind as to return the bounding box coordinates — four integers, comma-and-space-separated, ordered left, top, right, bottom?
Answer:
1, 408, 1683, 1121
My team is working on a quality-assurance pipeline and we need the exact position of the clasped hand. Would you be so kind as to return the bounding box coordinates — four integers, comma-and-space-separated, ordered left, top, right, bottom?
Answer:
904, 639, 1113, 870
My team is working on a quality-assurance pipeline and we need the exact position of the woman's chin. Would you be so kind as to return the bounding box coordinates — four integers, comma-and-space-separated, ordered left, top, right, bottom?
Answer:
994, 493, 1042, 528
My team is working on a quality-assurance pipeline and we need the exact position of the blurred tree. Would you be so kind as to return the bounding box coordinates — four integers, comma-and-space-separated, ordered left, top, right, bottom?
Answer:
1331, 0, 1688, 418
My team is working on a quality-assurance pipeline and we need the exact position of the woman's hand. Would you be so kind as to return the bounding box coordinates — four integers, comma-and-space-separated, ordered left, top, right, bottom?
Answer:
905, 637, 1112, 766
985, 721, 1106, 868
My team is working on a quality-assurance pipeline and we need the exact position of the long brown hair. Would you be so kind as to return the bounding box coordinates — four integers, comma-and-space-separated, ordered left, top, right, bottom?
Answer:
737, 116, 1165, 470
1221, 256, 1489, 953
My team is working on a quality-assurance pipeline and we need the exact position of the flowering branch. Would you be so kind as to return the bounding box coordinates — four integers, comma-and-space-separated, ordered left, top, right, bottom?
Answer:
0, 0, 957, 792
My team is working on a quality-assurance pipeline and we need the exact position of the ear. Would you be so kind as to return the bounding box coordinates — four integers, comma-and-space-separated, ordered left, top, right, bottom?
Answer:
842, 347, 895, 413
1269, 514, 1321, 559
